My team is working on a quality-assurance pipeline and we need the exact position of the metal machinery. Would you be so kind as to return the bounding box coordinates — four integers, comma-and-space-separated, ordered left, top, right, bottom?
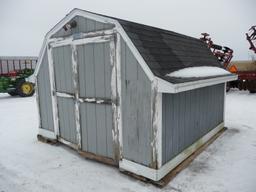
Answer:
201, 29, 256, 93
200, 33, 233, 68
246, 25, 256, 54
228, 26, 256, 93
0, 57, 37, 97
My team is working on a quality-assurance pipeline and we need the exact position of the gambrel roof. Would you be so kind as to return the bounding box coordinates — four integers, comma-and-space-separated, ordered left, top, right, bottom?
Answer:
35, 8, 236, 93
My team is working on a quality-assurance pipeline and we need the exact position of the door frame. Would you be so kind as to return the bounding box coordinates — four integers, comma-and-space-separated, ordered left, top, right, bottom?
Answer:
47, 31, 123, 161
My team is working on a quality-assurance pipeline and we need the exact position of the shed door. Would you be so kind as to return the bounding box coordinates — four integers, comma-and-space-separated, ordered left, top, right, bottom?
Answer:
51, 35, 116, 160
52, 46, 77, 144
76, 38, 115, 159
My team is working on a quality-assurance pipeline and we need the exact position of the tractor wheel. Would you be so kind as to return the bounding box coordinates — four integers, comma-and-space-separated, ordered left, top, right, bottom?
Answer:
8, 90, 18, 96
16, 81, 35, 97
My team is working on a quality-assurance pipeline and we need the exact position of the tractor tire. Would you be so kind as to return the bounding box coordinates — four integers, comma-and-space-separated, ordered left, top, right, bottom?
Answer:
8, 90, 18, 96
16, 80, 35, 97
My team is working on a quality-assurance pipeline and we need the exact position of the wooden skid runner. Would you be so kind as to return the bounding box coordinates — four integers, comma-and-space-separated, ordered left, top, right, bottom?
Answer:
121, 127, 227, 188
37, 134, 58, 145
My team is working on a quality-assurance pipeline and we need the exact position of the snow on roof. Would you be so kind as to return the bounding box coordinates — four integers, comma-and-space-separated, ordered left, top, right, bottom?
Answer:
166, 66, 231, 78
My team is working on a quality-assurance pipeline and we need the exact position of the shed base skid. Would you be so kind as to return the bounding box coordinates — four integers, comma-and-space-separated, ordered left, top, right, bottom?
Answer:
121, 126, 226, 187
37, 134, 58, 145
78, 151, 117, 167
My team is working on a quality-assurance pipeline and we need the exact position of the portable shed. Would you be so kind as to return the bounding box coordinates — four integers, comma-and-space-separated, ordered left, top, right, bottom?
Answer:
35, 8, 237, 182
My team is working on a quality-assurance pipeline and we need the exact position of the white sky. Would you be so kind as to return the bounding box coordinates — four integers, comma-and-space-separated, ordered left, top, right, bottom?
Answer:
0, 0, 255, 60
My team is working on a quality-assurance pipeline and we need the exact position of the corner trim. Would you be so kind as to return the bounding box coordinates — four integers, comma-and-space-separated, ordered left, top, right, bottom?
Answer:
38, 128, 56, 140
119, 122, 224, 181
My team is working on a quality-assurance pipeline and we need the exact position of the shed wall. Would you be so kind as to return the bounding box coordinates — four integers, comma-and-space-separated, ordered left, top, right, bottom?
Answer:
162, 83, 224, 164
52, 16, 115, 38
121, 38, 153, 166
37, 51, 54, 131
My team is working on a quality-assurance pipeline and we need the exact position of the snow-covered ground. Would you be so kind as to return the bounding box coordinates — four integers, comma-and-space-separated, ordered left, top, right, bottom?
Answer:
0, 90, 256, 192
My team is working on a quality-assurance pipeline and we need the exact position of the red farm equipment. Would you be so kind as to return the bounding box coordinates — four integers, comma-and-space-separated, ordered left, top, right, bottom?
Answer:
0, 57, 37, 97
200, 28, 256, 93
246, 25, 256, 54
227, 26, 256, 93
200, 33, 233, 68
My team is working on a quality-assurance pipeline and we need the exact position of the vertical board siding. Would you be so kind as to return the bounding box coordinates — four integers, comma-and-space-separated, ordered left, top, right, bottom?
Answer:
162, 84, 224, 164
57, 97, 77, 143
52, 46, 74, 94
52, 16, 115, 38
77, 42, 111, 99
77, 41, 113, 159
37, 51, 54, 131
121, 38, 152, 166
80, 103, 113, 158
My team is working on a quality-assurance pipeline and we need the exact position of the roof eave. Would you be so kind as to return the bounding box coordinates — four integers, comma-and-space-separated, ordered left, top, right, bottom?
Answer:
156, 74, 238, 93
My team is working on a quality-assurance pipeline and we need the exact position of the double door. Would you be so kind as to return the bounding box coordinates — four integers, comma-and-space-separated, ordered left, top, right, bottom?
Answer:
50, 35, 116, 159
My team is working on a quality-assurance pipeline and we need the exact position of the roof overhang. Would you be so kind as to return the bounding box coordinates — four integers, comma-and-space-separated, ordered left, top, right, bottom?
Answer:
156, 74, 238, 93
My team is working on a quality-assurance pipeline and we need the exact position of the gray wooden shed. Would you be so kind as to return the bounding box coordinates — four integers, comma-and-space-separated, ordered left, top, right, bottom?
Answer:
35, 9, 237, 181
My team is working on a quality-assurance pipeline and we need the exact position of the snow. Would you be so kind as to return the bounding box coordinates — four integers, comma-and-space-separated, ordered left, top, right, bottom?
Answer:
166, 66, 231, 78
0, 90, 256, 192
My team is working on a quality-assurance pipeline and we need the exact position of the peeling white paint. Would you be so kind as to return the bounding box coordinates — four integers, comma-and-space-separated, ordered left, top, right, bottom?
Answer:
56, 92, 74, 98
35, 78, 42, 129
150, 79, 158, 167
115, 33, 123, 159
47, 44, 59, 137
85, 98, 96, 102
71, 44, 81, 149
155, 92, 162, 169
96, 100, 104, 104
110, 36, 119, 160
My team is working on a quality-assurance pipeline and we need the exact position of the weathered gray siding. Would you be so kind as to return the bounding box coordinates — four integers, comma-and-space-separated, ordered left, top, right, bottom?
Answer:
52, 16, 114, 38
37, 51, 54, 131
77, 42, 111, 98
80, 103, 113, 158
77, 42, 113, 158
162, 83, 225, 164
57, 97, 77, 143
121, 38, 153, 166
52, 46, 74, 93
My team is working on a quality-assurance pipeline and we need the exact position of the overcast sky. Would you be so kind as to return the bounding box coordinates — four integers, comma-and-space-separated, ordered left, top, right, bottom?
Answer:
0, 0, 255, 60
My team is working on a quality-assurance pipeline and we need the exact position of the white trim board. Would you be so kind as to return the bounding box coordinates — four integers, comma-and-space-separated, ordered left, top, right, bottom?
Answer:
157, 75, 238, 93
38, 128, 56, 140
119, 122, 224, 181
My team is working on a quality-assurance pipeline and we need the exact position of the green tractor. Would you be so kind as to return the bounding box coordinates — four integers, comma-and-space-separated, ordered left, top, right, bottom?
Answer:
0, 57, 37, 97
